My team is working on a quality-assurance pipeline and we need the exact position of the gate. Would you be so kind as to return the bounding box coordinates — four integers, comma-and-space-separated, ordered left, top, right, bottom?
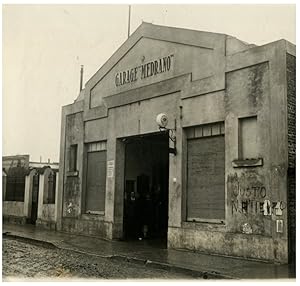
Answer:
5, 166, 27, 201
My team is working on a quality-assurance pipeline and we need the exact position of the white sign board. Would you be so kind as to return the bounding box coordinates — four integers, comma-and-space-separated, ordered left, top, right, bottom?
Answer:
107, 160, 114, 178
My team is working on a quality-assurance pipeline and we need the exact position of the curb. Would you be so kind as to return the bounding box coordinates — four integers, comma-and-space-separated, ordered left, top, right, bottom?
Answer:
109, 254, 233, 279
3, 232, 57, 249
3, 232, 233, 279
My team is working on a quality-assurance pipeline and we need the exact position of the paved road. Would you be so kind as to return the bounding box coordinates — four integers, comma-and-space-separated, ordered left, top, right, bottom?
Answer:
2, 237, 196, 280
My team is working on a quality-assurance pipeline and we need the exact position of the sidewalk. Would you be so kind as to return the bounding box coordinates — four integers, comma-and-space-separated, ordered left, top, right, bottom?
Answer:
2, 223, 295, 280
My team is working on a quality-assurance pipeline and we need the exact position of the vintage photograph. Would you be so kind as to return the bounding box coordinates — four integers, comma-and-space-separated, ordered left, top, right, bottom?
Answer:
2, 2, 296, 281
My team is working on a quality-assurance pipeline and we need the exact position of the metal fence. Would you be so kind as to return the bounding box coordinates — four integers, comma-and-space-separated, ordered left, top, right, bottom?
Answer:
5, 167, 27, 202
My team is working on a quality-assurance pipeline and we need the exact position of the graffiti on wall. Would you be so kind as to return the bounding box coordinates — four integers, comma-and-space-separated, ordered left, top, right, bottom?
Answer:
228, 173, 286, 217
231, 196, 286, 216
64, 176, 81, 217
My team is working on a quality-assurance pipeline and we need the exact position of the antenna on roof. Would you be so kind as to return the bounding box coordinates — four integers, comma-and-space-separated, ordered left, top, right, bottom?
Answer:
128, 5, 131, 38
80, 65, 84, 92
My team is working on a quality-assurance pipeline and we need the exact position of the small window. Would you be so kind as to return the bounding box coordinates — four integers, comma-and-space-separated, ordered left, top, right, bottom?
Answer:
186, 122, 225, 140
239, 116, 257, 159
69, 144, 78, 172
87, 141, 107, 152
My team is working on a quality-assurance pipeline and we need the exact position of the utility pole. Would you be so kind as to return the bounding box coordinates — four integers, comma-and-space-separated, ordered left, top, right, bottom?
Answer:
128, 5, 131, 38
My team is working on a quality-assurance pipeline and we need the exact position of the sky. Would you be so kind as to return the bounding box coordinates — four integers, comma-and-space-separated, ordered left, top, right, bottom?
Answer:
2, 4, 296, 162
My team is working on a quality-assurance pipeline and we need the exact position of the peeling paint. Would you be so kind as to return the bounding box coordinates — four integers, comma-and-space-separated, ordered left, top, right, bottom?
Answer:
242, 223, 253, 234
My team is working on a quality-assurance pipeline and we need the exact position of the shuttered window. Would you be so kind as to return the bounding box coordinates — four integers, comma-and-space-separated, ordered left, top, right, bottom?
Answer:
85, 141, 107, 214
186, 122, 225, 222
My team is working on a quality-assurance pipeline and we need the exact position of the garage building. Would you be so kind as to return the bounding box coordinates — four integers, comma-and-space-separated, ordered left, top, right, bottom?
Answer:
57, 23, 296, 264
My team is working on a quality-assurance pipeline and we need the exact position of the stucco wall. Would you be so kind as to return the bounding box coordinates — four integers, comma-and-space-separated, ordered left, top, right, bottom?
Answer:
89, 37, 221, 108
58, 24, 294, 263
40, 204, 55, 220
36, 204, 56, 230
3, 201, 26, 224
225, 62, 271, 236
36, 168, 57, 229
63, 112, 84, 218
168, 41, 290, 263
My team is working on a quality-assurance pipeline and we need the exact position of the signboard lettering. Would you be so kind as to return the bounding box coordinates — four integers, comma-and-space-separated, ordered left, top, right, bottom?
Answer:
115, 54, 174, 87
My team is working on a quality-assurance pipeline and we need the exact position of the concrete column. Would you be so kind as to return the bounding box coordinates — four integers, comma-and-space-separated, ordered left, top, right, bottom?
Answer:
168, 100, 183, 228
54, 172, 59, 222
38, 167, 51, 220
112, 139, 125, 239
268, 42, 289, 263
23, 169, 36, 218
57, 108, 67, 231
168, 127, 183, 228
104, 136, 116, 239
37, 173, 45, 219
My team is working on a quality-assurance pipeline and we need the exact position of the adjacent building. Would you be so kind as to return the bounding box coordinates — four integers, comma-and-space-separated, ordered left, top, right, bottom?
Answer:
57, 23, 296, 264
2, 155, 59, 228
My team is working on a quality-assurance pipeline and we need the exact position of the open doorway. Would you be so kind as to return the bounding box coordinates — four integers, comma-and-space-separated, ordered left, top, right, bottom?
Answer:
123, 132, 169, 246
30, 173, 39, 224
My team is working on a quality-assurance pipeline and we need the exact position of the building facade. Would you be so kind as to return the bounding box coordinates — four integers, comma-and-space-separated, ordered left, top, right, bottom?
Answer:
58, 23, 296, 264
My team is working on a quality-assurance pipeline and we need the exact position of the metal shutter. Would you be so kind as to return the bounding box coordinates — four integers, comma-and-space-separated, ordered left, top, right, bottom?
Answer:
187, 135, 225, 222
86, 150, 107, 213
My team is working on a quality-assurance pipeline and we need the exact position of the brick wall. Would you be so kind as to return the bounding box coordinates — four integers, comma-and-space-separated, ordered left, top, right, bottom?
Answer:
286, 53, 295, 264
287, 54, 296, 168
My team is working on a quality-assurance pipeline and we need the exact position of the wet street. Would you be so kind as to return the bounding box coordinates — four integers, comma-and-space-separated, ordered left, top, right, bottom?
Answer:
2, 237, 196, 280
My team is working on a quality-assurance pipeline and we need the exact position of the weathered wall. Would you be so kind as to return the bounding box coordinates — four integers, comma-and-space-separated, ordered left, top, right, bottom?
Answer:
61, 216, 112, 238
3, 201, 26, 224
168, 41, 292, 263
63, 112, 84, 218
3, 201, 24, 216
58, 23, 294, 263
36, 205, 56, 230
40, 204, 55, 221
168, 60, 277, 260
181, 91, 225, 127
3, 169, 35, 224
36, 168, 57, 230
84, 118, 107, 143
168, 226, 276, 261
225, 62, 271, 236
85, 23, 225, 109
59, 104, 114, 237
89, 37, 221, 108
108, 92, 179, 137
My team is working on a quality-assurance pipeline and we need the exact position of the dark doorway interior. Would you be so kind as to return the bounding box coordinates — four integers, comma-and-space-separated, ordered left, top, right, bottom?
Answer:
123, 132, 169, 245
30, 173, 39, 224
